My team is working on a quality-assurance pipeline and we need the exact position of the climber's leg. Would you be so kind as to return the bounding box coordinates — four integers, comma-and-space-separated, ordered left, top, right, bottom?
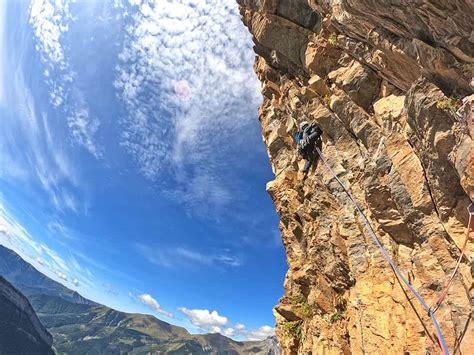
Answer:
302, 159, 312, 174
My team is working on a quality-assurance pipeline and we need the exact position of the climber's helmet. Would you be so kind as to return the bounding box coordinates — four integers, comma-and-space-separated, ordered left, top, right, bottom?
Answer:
299, 121, 309, 131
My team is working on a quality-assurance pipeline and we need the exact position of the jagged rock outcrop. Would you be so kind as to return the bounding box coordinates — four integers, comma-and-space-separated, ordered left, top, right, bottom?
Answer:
0, 276, 54, 355
238, 1, 473, 353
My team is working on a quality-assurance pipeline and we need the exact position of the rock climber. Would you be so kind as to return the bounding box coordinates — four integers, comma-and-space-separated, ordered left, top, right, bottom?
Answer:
296, 120, 323, 178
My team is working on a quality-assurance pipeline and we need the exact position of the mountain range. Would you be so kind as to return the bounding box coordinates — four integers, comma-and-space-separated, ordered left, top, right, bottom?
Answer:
0, 245, 279, 354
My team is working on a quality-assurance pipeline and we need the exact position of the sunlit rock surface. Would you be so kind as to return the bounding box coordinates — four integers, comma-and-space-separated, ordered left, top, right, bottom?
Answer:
238, 0, 473, 353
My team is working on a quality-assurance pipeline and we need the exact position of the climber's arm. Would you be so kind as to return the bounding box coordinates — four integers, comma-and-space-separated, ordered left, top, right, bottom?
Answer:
306, 126, 322, 144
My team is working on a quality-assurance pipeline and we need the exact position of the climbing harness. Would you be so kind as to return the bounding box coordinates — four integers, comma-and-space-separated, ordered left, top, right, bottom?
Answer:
314, 146, 450, 355
430, 203, 473, 314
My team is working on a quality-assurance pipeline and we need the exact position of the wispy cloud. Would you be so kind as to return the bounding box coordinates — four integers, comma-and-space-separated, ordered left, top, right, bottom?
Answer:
40, 243, 70, 272
0, 52, 84, 214
114, 0, 261, 215
28, 0, 101, 157
137, 244, 241, 269
0, 203, 42, 255
102, 283, 119, 296
47, 219, 78, 240
0, 0, 6, 103
0, 201, 94, 289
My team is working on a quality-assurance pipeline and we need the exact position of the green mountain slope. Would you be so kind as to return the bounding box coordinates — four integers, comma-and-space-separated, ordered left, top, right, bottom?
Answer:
30, 293, 273, 354
0, 246, 278, 354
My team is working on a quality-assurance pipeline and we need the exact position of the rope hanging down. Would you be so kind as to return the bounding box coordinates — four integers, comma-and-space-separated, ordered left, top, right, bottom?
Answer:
431, 204, 473, 314
314, 146, 450, 355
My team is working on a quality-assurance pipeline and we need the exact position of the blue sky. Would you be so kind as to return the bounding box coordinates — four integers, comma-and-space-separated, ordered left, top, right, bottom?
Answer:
0, 0, 286, 341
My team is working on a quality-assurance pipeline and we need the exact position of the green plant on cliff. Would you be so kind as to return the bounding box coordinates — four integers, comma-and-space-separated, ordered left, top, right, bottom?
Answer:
283, 320, 302, 340
290, 294, 313, 318
330, 309, 343, 323
322, 94, 331, 106
328, 32, 337, 45
296, 302, 312, 318
290, 294, 306, 305
436, 97, 462, 113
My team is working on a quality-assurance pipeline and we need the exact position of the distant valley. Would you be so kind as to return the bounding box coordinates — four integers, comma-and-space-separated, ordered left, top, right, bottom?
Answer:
0, 246, 279, 354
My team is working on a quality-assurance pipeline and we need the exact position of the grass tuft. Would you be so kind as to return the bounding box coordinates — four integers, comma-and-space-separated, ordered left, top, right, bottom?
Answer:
436, 97, 462, 113
290, 294, 312, 318
328, 33, 337, 45
283, 320, 302, 340
330, 309, 343, 323
322, 94, 331, 106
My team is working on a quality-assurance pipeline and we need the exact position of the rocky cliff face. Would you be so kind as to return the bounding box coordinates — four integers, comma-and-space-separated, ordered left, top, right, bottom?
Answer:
0, 276, 54, 355
238, 1, 473, 353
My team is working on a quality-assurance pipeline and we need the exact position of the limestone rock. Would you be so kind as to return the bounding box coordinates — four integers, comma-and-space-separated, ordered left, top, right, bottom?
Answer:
239, 1, 473, 354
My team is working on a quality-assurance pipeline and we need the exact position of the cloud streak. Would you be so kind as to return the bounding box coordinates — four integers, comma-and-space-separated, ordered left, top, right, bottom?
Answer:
138, 293, 173, 318
0, 201, 94, 289
0, 66, 82, 214
137, 244, 241, 269
29, 0, 101, 157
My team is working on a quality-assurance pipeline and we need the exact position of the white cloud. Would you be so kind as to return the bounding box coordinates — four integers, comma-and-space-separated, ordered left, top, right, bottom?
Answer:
235, 323, 246, 331
28, 0, 101, 157
138, 293, 173, 318
178, 307, 228, 330
66, 97, 102, 157
114, 0, 261, 214
29, 0, 70, 69
210, 326, 222, 334
55, 270, 68, 281
247, 325, 275, 341
222, 327, 235, 337
177, 306, 272, 341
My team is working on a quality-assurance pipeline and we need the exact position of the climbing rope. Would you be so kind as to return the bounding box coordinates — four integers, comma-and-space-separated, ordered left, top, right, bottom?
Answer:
430, 203, 473, 314
314, 146, 450, 355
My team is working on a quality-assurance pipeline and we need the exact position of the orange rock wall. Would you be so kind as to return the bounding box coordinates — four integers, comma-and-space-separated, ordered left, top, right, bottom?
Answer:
238, 1, 473, 353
